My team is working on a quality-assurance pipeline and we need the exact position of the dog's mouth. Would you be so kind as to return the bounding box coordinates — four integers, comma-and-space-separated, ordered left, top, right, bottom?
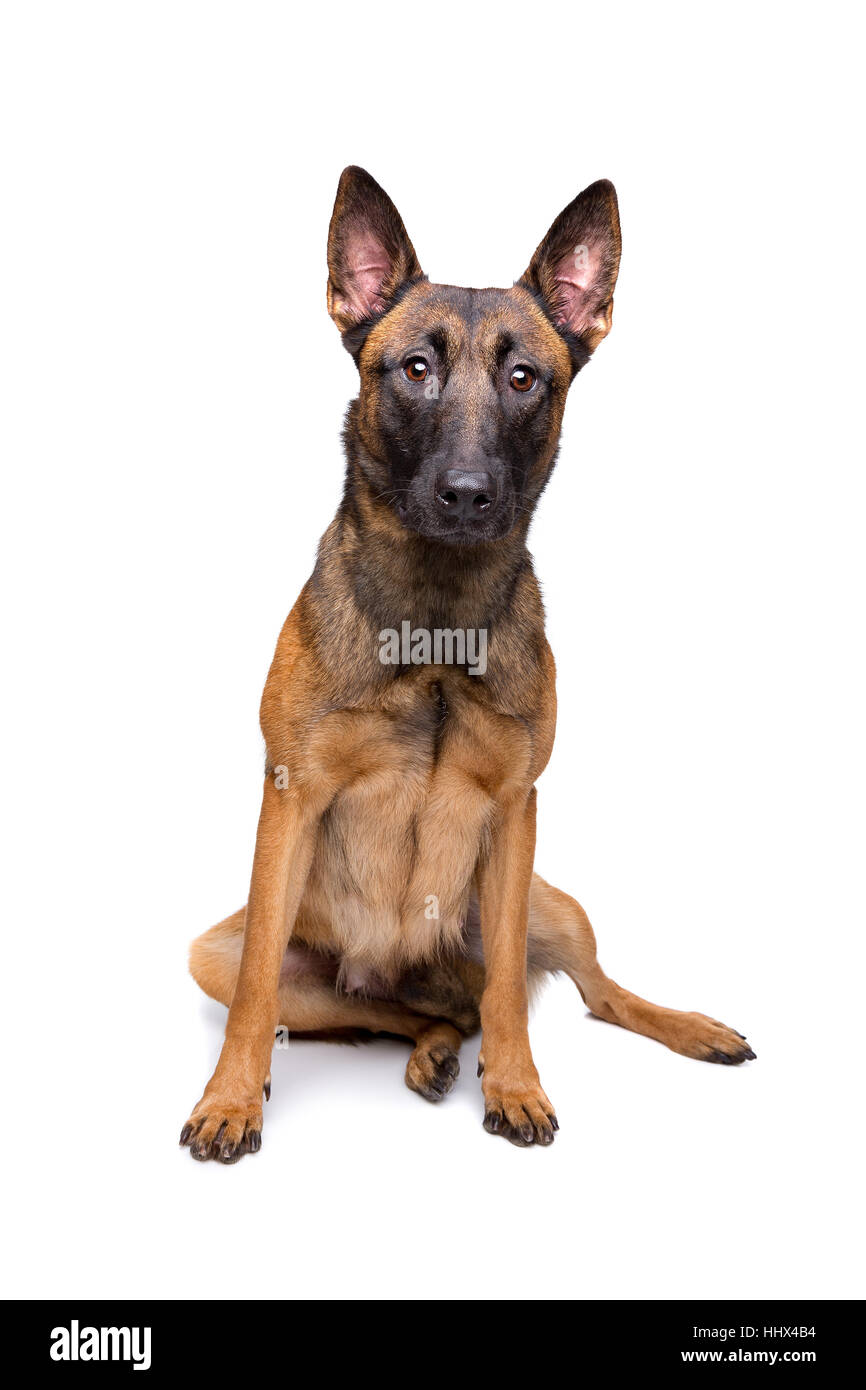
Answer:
393, 496, 514, 546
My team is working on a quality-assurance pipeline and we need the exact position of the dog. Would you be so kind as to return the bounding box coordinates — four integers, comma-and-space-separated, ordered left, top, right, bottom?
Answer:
180, 166, 755, 1162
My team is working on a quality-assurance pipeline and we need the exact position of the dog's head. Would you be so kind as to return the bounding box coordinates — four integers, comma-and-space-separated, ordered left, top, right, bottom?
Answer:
327, 166, 621, 545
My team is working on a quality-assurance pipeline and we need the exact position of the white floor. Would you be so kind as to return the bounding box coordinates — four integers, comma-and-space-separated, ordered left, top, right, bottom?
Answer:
5, 862, 858, 1301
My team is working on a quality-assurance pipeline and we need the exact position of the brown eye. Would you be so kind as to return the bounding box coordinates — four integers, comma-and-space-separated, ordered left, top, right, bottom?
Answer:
510, 365, 536, 392
404, 358, 429, 382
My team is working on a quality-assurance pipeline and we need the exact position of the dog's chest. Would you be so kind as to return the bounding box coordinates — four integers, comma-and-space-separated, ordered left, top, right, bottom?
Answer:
299, 671, 531, 971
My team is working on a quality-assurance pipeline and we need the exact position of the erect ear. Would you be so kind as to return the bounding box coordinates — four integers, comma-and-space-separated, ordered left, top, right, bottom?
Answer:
326, 166, 424, 342
520, 179, 621, 362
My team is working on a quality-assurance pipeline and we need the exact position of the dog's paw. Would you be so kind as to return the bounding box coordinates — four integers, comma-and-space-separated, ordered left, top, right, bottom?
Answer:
670, 1013, 757, 1065
482, 1075, 558, 1147
405, 1040, 460, 1102
179, 1090, 264, 1164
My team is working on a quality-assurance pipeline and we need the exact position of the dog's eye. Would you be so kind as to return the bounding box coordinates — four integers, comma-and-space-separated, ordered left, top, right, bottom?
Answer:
404, 358, 429, 382
510, 366, 536, 392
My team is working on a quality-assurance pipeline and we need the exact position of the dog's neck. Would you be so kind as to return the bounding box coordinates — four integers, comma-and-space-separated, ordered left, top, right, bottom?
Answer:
302, 410, 548, 707
326, 413, 534, 636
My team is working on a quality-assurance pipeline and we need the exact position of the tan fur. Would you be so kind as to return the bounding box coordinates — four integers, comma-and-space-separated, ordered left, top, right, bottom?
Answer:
180, 169, 754, 1163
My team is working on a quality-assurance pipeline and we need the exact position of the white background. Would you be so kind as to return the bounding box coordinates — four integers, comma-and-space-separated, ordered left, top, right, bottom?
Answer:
1, 2, 864, 1301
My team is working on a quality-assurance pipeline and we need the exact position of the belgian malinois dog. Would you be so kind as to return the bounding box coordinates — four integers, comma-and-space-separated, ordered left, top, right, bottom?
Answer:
180, 167, 755, 1162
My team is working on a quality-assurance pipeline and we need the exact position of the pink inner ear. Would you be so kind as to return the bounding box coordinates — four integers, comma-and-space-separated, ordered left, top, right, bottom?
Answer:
340, 227, 392, 323
551, 239, 604, 336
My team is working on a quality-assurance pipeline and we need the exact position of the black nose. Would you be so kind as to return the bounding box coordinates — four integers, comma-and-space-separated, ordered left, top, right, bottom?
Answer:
435, 469, 497, 521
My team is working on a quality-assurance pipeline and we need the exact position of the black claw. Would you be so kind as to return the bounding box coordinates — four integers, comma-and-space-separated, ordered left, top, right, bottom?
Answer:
247, 1130, 261, 1153
179, 1124, 193, 1147
537, 1127, 555, 1146
706, 1043, 758, 1065
263, 1078, 271, 1102
413, 1048, 460, 1102
477, 1059, 484, 1077
550, 1115, 560, 1131
428, 1050, 459, 1083
483, 1111, 541, 1147
503, 1121, 533, 1148
213, 1120, 227, 1146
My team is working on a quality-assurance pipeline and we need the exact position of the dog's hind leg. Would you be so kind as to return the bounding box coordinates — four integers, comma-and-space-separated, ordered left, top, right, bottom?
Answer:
528, 875, 756, 1064
189, 911, 465, 1103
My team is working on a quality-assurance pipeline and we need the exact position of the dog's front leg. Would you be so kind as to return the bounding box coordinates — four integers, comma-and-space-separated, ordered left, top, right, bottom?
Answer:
477, 788, 558, 1147
181, 776, 319, 1162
